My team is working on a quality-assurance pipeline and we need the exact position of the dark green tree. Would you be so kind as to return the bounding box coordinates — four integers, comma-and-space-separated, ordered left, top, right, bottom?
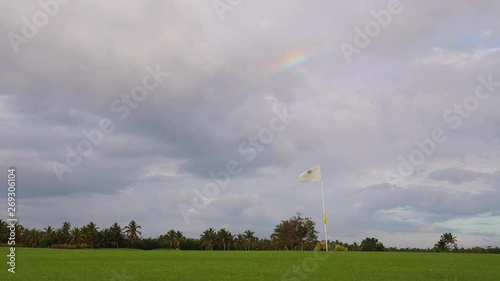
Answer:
40, 226, 58, 247
123, 220, 142, 248
175, 231, 185, 249
217, 228, 232, 251
58, 221, 71, 244
165, 229, 177, 248
233, 233, 245, 250
360, 237, 385, 251
68, 227, 84, 246
165, 229, 185, 249
200, 228, 217, 250
0, 219, 8, 243
243, 230, 257, 250
26, 228, 41, 248
110, 222, 123, 248
434, 233, 457, 252
84, 222, 99, 248
271, 213, 318, 250
96, 228, 112, 248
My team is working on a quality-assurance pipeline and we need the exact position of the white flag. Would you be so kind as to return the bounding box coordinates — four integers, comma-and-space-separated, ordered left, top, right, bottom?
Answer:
299, 165, 322, 183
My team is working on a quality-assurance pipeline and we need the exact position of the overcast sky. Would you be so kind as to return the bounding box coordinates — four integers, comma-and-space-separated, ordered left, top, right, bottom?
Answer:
1, 0, 500, 248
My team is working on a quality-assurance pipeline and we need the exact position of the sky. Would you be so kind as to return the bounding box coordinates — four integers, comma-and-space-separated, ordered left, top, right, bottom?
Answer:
1, 0, 500, 249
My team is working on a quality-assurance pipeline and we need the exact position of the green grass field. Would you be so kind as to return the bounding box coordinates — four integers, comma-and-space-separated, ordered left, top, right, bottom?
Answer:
1, 248, 499, 281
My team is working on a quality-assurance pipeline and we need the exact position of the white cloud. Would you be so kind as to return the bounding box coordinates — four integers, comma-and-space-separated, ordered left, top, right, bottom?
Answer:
437, 214, 500, 235
480, 30, 493, 38
420, 47, 500, 69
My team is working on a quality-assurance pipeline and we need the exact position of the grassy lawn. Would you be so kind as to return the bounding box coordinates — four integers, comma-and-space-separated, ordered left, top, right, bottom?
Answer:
1, 248, 499, 280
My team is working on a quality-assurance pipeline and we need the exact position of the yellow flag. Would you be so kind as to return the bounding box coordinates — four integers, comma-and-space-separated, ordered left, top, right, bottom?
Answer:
323, 213, 327, 224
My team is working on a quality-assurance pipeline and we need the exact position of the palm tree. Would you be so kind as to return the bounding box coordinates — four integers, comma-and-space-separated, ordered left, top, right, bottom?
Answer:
445, 233, 457, 249
58, 221, 71, 245
243, 230, 257, 250
14, 222, 25, 246
234, 233, 245, 250
175, 231, 185, 249
96, 228, 111, 248
68, 227, 84, 246
85, 222, 99, 248
270, 232, 280, 250
81, 225, 90, 246
0, 219, 8, 243
41, 226, 57, 247
26, 228, 40, 248
217, 228, 232, 251
110, 222, 123, 248
165, 229, 177, 248
436, 233, 457, 251
435, 240, 447, 252
44, 226, 54, 234
200, 228, 217, 251
123, 220, 142, 248
305, 226, 318, 251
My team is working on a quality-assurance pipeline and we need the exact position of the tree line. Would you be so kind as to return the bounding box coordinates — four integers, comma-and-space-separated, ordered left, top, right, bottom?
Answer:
1, 215, 499, 253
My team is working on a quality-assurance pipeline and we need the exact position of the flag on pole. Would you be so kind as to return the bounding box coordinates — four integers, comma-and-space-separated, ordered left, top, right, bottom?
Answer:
299, 165, 322, 183
299, 164, 329, 251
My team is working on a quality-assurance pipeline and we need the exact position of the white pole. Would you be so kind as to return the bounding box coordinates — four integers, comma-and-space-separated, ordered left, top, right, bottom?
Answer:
320, 179, 328, 251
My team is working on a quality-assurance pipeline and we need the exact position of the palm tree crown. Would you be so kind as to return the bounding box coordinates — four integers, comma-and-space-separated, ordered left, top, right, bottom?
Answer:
123, 220, 142, 247
200, 228, 217, 251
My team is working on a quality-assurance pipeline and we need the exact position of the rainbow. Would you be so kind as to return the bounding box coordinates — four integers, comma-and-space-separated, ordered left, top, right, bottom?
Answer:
231, 45, 339, 99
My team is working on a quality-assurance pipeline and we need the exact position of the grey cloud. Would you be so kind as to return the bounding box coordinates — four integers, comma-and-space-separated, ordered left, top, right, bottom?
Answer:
428, 168, 492, 184
1, 0, 500, 248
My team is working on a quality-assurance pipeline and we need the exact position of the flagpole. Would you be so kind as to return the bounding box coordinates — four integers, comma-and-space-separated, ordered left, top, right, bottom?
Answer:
320, 178, 329, 251
299, 165, 328, 251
